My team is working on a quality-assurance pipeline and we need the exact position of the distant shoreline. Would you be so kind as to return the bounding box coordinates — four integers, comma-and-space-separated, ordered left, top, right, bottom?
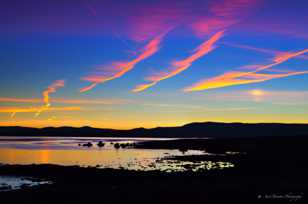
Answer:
1, 122, 308, 138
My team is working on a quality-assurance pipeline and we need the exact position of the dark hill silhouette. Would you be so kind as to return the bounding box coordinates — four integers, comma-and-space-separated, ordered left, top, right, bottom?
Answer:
1, 122, 308, 138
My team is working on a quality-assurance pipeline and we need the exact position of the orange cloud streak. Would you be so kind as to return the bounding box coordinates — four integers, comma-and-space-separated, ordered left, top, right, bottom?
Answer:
10, 112, 16, 118
42, 80, 65, 107
185, 71, 308, 91
80, 34, 165, 92
0, 98, 41, 103
185, 49, 308, 91
0, 97, 128, 105
133, 30, 225, 92
0, 106, 81, 113
35, 80, 65, 117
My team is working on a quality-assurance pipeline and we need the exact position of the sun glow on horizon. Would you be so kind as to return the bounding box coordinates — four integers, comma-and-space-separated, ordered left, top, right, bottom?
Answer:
249, 89, 265, 96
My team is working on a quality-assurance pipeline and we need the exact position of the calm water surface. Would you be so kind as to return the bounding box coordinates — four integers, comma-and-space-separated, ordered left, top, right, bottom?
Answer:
0, 137, 234, 172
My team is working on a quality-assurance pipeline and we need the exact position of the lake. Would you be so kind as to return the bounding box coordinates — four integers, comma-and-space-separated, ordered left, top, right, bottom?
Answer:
0, 136, 234, 172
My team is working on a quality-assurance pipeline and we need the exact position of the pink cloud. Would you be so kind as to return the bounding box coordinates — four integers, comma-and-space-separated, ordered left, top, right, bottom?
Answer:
223, 42, 308, 60
133, 30, 224, 92
0, 97, 128, 105
184, 49, 308, 91
80, 33, 165, 92
191, 0, 260, 37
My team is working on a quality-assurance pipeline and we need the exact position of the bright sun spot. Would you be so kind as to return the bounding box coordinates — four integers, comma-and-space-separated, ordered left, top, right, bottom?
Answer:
250, 89, 265, 96
249, 89, 267, 102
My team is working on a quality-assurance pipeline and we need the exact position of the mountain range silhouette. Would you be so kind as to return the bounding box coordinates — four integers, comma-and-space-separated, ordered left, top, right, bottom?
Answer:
1, 122, 308, 138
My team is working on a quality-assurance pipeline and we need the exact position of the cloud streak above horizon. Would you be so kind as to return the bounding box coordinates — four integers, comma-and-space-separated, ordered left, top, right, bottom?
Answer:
184, 49, 308, 91
191, 0, 260, 37
80, 34, 165, 92
35, 80, 65, 117
132, 30, 225, 92
0, 97, 129, 105
1, 106, 81, 114
223, 42, 308, 60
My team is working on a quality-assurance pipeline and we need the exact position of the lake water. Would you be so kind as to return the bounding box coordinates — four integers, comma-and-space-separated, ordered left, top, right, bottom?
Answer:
0, 137, 234, 172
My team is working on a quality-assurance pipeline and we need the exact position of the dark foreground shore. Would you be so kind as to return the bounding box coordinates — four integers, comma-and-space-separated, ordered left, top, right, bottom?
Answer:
1, 136, 308, 203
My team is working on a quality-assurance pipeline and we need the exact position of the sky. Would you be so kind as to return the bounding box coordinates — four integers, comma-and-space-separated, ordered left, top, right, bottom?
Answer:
0, 0, 308, 129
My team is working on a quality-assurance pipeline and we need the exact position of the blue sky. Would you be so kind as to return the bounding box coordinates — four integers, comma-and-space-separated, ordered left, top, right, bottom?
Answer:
0, 0, 308, 128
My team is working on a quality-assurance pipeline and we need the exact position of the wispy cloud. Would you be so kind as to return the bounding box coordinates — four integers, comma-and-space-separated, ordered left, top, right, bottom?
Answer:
0, 98, 42, 103
10, 112, 16, 118
126, 4, 183, 42
0, 106, 81, 114
35, 80, 65, 117
184, 49, 308, 91
80, 33, 165, 92
42, 80, 65, 107
0, 117, 92, 128
132, 30, 224, 92
0, 97, 129, 105
223, 42, 308, 60
191, 0, 260, 37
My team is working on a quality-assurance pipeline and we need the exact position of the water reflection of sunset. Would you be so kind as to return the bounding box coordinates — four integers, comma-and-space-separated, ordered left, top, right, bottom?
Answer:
0, 148, 169, 166
40, 150, 50, 163
0, 137, 233, 172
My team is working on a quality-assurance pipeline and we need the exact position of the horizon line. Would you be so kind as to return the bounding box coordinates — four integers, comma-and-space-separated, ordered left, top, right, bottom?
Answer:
1, 121, 308, 131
